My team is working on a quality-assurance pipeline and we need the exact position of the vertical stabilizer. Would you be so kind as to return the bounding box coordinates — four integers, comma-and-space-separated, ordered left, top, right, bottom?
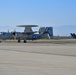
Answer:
39, 27, 53, 39
46, 27, 53, 39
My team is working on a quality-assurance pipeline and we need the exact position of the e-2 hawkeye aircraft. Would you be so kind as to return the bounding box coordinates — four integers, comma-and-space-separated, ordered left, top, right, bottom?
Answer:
0, 25, 53, 43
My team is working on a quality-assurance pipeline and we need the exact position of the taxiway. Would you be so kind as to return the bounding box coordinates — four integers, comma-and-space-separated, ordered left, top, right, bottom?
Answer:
0, 41, 76, 75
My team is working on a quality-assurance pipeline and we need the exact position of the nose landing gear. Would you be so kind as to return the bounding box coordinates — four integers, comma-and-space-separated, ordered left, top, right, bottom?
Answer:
24, 40, 27, 43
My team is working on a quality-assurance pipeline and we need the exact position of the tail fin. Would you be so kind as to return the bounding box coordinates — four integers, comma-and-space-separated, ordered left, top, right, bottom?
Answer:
70, 33, 76, 39
46, 27, 53, 38
39, 27, 53, 39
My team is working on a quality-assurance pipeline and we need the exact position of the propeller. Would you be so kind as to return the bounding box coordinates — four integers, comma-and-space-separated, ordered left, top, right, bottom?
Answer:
12, 29, 17, 40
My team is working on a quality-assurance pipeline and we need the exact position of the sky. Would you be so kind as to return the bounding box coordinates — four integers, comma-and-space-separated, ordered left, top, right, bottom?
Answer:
0, 0, 76, 35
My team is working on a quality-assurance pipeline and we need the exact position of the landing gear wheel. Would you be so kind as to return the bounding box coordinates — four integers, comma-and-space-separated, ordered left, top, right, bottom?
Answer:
0, 41, 1, 43
18, 39, 21, 43
24, 40, 27, 43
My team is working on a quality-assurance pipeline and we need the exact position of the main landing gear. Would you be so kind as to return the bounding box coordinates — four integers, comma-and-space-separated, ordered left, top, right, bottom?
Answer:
18, 39, 21, 43
18, 39, 27, 43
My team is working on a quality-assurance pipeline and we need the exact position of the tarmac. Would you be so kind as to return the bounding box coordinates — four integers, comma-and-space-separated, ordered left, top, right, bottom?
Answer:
0, 40, 76, 75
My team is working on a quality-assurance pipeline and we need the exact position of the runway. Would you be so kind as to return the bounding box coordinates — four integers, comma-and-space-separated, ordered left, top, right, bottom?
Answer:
0, 41, 76, 75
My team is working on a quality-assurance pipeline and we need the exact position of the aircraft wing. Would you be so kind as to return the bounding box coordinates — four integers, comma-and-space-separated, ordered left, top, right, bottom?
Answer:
21, 31, 38, 35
